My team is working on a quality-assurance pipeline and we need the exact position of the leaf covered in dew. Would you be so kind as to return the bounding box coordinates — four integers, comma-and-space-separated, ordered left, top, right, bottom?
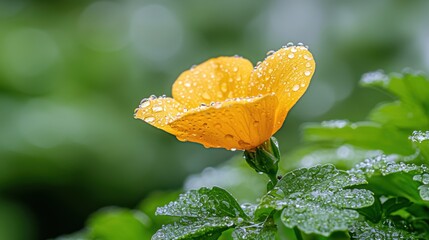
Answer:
360, 70, 429, 111
349, 220, 420, 240
153, 187, 248, 239
231, 222, 276, 240
256, 164, 374, 237
349, 155, 429, 203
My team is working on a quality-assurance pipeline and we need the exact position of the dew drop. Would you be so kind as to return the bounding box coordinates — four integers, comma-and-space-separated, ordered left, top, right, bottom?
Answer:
286, 42, 294, 47
177, 136, 187, 142
305, 62, 311, 68
140, 100, 150, 108
233, 66, 238, 72
290, 47, 297, 53
292, 84, 300, 91
253, 121, 259, 127
152, 106, 163, 112
144, 117, 155, 123
184, 82, 191, 87
268, 69, 273, 74
214, 123, 222, 128
266, 50, 275, 56
300, 83, 306, 87
224, 134, 233, 140
202, 92, 211, 100
230, 148, 237, 151
221, 82, 228, 93
238, 140, 250, 148
304, 70, 311, 76
288, 53, 294, 59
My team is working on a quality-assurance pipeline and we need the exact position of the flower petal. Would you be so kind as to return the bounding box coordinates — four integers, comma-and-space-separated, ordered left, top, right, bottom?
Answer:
172, 57, 253, 108
168, 94, 278, 150
134, 97, 186, 135
249, 46, 315, 132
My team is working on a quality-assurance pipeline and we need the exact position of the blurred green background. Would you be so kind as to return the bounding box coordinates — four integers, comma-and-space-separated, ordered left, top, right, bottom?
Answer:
0, 0, 429, 239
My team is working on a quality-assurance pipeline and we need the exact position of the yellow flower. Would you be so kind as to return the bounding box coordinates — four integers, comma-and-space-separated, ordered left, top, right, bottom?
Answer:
134, 45, 315, 150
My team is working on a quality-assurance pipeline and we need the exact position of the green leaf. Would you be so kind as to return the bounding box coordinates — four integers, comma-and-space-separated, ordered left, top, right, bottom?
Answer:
382, 197, 412, 217
152, 218, 228, 240
256, 164, 374, 237
86, 207, 151, 240
361, 70, 429, 111
356, 195, 382, 223
369, 101, 429, 129
410, 130, 429, 163
231, 223, 276, 240
154, 187, 248, 240
349, 155, 429, 204
303, 120, 415, 155
349, 220, 419, 240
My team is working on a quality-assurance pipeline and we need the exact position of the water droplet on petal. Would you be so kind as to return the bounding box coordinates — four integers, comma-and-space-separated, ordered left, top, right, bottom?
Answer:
152, 106, 163, 112
224, 134, 233, 140
266, 50, 275, 56
214, 123, 222, 128
253, 121, 259, 127
238, 140, 250, 148
304, 70, 311, 76
286, 42, 294, 47
140, 100, 150, 108
290, 47, 297, 53
304, 55, 312, 60
292, 84, 300, 91
202, 92, 211, 100
288, 53, 294, 59
184, 82, 191, 87
144, 117, 155, 122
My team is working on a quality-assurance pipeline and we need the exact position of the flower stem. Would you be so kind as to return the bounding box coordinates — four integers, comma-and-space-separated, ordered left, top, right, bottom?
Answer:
244, 137, 280, 192
294, 227, 303, 240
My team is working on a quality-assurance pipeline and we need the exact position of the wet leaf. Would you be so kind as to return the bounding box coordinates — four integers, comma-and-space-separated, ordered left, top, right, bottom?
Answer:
153, 187, 248, 239
231, 223, 276, 240
361, 70, 429, 112
349, 220, 419, 240
410, 130, 429, 164
152, 218, 227, 240
256, 164, 374, 237
349, 155, 429, 204
303, 121, 414, 155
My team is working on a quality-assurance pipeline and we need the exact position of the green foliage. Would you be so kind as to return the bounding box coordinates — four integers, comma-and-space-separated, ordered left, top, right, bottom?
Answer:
54, 208, 151, 240
349, 220, 419, 239
257, 164, 373, 236
55, 70, 429, 239
153, 187, 248, 239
